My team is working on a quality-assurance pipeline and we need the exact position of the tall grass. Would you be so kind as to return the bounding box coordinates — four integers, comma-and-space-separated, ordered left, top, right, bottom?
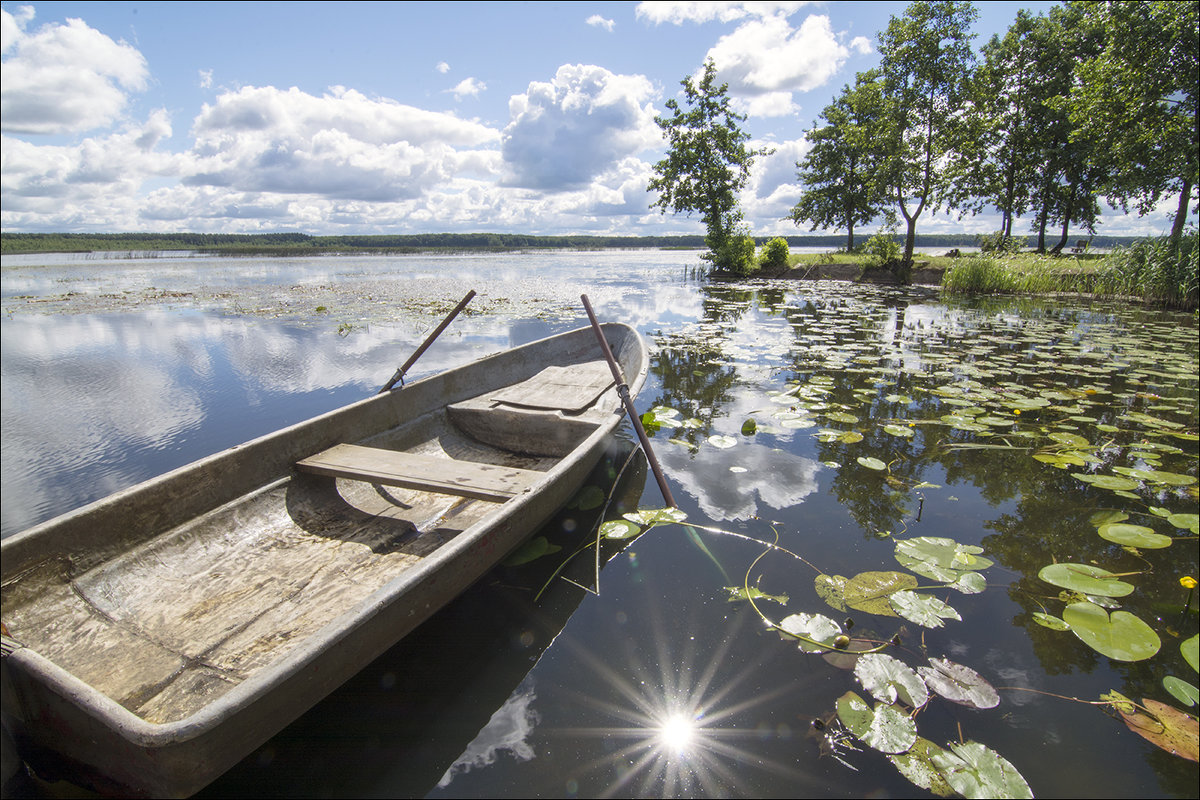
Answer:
942, 231, 1198, 310
1093, 230, 1198, 309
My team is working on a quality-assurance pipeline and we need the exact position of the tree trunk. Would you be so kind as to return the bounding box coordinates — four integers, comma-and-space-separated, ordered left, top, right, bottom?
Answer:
847, 225, 855, 252
1170, 177, 1194, 251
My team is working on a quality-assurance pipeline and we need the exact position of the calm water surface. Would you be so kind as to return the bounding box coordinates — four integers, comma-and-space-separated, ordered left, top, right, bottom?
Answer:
1, 250, 1196, 798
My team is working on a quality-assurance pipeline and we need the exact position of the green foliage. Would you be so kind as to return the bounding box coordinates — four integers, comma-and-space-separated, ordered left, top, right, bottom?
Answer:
757, 237, 790, 272
863, 228, 901, 270
712, 233, 757, 275
648, 59, 771, 264
977, 231, 1024, 254
1066, 1, 1199, 246
1093, 230, 1199, 309
792, 70, 889, 251
876, 1, 978, 269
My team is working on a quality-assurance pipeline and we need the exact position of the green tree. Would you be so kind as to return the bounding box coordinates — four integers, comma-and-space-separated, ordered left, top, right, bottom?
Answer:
949, 10, 1041, 243
790, 70, 889, 252
649, 59, 770, 269
1065, 0, 1198, 251
875, 1, 978, 278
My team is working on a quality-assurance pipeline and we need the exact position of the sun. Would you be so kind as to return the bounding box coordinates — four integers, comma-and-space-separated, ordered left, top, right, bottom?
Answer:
657, 712, 697, 754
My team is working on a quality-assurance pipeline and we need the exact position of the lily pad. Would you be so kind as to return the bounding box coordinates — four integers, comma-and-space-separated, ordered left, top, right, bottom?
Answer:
778, 612, 843, 653
1037, 563, 1135, 598
894, 537, 993, 583
815, 573, 849, 613
1163, 676, 1199, 707
949, 571, 987, 594
843, 571, 918, 617
1112, 696, 1199, 762
708, 434, 737, 449
857, 456, 888, 471
917, 658, 1000, 709
1096, 522, 1173, 549
883, 424, 915, 438
1032, 612, 1070, 631
854, 653, 929, 709
888, 738, 956, 797
1167, 513, 1199, 533
889, 590, 962, 628
835, 691, 918, 754
1071, 472, 1142, 492
930, 741, 1034, 799
622, 507, 688, 527
1062, 601, 1161, 661
1183, 634, 1199, 673
503, 536, 561, 566
600, 519, 641, 540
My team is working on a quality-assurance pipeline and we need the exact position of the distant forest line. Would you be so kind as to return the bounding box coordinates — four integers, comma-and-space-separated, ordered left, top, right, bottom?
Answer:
0, 231, 1148, 256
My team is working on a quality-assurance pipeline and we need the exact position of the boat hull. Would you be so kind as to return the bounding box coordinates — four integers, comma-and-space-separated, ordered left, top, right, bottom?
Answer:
1, 323, 647, 797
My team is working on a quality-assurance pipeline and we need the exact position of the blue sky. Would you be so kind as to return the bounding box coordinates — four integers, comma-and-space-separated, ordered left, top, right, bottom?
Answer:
0, 1, 1177, 239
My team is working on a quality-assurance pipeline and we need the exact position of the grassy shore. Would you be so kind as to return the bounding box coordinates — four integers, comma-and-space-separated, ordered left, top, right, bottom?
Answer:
780, 232, 1198, 311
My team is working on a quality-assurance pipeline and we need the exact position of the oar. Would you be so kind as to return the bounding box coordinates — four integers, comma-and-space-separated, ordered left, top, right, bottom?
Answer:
580, 294, 677, 509
378, 289, 477, 393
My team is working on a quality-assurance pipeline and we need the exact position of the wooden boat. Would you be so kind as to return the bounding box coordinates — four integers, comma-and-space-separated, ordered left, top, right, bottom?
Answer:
0, 322, 647, 798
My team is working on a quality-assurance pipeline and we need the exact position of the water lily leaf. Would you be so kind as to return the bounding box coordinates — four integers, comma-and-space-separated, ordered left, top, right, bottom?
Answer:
1032, 612, 1070, 631
1072, 472, 1142, 491
1113, 697, 1199, 762
1090, 510, 1129, 526
622, 507, 687, 527
826, 411, 860, 424
883, 424, 915, 438
1163, 676, 1199, 707
844, 571, 918, 616
888, 738, 956, 797
503, 536, 561, 566
1037, 563, 1135, 597
931, 741, 1034, 799
725, 585, 788, 605
857, 456, 888, 471
894, 537, 993, 582
1062, 601, 1161, 661
600, 519, 641, 540
571, 484, 606, 510
1183, 634, 1199, 673
641, 406, 681, 430
917, 658, 1000, 709
778, 612, 842, 653
949, 571, 987, 594
835, 691, 918, 754
779, 416, 817, 429
668, 437, 698, 451
855, 653, 929, 708
708, 434, 737, 449
1097, 522, 1173, 549
1049, 431, 1090, 447
889, 590, 962, 628
1114, 467, 1197, 486
1167, 513, 1199, 532
740, 418, 757, 435
815, 573, 849, 612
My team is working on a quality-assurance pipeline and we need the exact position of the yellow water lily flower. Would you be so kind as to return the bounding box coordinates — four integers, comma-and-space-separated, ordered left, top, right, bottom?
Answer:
1181, 576, 1198, 589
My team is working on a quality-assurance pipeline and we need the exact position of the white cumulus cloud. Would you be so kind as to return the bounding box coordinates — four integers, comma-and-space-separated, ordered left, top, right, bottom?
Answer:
448, 77, 486, 100
586, 14, 615, 32
183, 85, 500, 202
705, 13, 851, 116
0, 7, 150, 135
635, 1, 809, 25
502, 64, 659, 191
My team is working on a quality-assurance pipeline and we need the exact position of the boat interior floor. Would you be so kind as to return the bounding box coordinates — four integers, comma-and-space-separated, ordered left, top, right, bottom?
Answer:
0, 360, 617, 725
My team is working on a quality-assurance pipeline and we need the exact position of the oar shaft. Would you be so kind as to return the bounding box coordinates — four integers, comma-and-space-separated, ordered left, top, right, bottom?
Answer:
580, 294, 677, 509
379, 289, 476, 393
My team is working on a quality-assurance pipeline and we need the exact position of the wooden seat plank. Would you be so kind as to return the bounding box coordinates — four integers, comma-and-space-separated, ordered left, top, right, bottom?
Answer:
296, 444, 541, 502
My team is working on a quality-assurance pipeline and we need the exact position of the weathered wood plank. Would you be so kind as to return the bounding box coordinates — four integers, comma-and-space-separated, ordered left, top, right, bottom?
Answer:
489, 361, 613, 411
296, 444, 542, 501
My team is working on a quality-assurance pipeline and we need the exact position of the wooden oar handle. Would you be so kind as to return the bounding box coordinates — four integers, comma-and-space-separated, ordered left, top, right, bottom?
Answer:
580, 294, 677, 509
379, 289, 476, 393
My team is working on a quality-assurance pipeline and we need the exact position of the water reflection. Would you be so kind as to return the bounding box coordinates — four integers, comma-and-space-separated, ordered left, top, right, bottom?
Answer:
2, 252, 1197, 798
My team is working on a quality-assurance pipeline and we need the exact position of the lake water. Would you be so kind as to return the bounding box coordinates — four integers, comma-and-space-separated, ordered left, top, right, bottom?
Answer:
1, 250, 1196, 798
